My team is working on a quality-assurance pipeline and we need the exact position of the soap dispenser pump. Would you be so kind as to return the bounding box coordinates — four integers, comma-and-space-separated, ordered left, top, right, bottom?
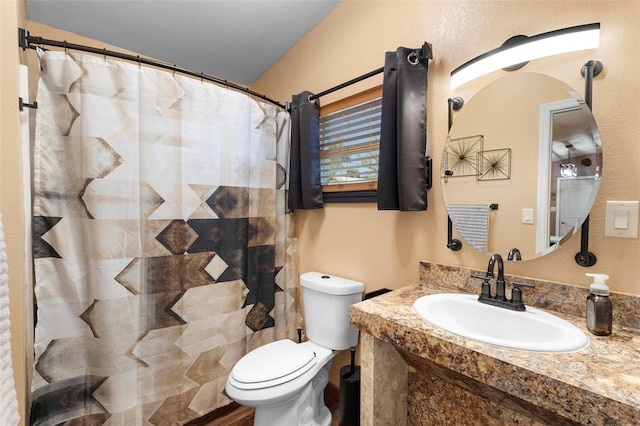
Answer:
586, 273, 612, 336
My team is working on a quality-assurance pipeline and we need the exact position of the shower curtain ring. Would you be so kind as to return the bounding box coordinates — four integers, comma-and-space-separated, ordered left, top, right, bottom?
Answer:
172, 64, 176, 77
137, 55, 141, 68
200, 72, 204, 84
63, 40, 68, 55
103, 48, 107, 62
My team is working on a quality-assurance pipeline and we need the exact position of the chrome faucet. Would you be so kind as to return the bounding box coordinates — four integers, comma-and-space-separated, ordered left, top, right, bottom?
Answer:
471, 253, 535, 311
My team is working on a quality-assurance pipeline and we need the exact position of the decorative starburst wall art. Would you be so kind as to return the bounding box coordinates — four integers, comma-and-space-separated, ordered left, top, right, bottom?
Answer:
478, 148, 511, 180
442, 135, 483, 178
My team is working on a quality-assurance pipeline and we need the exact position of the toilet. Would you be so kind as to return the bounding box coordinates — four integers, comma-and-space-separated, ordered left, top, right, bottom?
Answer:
225, 271, 364, 426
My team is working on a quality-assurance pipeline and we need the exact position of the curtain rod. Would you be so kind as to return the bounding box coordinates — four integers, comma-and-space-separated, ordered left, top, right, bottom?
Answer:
18, 28, 287, 110
308, 66, 384, 102
310, 43, 432, 102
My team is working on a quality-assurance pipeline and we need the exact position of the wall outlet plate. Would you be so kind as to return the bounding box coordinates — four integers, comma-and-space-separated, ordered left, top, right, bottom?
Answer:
604, 201, 639, 238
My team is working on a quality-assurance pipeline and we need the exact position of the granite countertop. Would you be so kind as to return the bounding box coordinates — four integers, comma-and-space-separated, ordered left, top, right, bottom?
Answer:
350, 282, 640, 425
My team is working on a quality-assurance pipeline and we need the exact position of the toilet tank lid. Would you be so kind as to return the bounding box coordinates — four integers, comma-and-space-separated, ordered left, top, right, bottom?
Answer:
300, 272, 364, 295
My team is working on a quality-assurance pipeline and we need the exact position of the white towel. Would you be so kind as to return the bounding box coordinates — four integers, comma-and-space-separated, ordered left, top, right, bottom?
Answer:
0, 213, 20, 426
447, 204, 491, 252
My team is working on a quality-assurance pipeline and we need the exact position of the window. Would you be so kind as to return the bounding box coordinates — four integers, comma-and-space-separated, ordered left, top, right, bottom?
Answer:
319, 86, 382, 201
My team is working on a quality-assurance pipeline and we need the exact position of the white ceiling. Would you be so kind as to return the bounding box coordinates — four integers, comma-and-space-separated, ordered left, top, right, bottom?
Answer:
25, 0, 340, 86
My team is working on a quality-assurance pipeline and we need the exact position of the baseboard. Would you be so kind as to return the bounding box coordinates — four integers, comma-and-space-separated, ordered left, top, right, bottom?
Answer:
185, 401, 254, 426
326, 381, 340, 406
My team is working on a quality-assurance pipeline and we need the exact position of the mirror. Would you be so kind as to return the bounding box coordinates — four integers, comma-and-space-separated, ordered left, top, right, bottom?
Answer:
442, 73, 602, 261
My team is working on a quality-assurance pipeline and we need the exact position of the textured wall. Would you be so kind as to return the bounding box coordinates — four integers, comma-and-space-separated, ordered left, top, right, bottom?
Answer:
252, 0, 640, 386
252, 1, 640, 295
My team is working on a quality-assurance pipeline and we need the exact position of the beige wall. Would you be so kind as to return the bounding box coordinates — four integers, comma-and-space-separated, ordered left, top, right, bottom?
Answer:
1, 0, 27, 424
252, 0, 640, 383
253, 0, 640, 295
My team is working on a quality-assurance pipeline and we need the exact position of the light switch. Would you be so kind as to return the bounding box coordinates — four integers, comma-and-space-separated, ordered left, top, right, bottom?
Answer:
614, 209, 629, 229
522, 208, 534, 224
605, 201, 639, 238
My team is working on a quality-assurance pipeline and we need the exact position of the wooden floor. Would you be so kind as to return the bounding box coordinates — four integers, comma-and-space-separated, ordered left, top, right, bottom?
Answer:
188, 384, 341, 426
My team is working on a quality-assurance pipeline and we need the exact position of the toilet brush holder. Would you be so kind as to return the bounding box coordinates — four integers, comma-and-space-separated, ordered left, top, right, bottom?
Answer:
339, 347, 360, 426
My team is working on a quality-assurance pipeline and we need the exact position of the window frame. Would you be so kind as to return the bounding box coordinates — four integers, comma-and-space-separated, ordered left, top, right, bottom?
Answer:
319, 85, 382, 203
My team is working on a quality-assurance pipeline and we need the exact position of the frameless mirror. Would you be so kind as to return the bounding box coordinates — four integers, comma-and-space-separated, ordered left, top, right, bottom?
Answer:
442, 73, 602, 261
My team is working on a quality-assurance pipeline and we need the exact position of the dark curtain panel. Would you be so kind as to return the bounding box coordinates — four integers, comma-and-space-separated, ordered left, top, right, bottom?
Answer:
377, 43, 432, 211
288, 91, 324, 210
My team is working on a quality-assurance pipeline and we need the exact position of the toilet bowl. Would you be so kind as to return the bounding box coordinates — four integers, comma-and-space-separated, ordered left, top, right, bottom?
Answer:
226, 340, 335, 425
225, 272, 364, 426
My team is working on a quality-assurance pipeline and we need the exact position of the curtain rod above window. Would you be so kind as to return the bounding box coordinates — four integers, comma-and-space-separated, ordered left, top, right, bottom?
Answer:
308, 67, 385, 102
309, 43, 432, 103
18, 28, 287, 110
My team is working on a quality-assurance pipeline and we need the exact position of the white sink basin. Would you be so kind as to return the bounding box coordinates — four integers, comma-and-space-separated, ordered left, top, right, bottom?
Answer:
413, 293, 589, 353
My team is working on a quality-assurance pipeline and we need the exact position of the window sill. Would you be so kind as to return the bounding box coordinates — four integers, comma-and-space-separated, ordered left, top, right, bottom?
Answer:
323, 191, 377, 203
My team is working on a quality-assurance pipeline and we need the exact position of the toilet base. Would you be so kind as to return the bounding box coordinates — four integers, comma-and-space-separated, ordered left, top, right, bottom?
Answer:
253, 360, 332, 426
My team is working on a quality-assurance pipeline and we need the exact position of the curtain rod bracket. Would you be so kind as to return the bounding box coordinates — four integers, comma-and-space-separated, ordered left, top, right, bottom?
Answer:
419, 42, 433, 62
19, 97, 38, 111
18, 28, 30, 49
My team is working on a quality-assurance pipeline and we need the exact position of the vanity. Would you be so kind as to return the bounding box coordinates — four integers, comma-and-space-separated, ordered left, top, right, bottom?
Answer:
350, 262, 640, 425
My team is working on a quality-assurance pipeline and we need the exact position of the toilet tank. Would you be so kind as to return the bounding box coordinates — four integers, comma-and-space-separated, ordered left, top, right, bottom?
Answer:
300, 272, 364, 350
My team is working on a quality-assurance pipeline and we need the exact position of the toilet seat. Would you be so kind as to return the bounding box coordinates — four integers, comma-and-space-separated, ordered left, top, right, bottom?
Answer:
230, 340, 316, 390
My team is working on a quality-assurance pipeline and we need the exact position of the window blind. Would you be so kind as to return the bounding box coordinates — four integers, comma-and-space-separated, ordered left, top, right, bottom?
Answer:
319, 96, 382, 187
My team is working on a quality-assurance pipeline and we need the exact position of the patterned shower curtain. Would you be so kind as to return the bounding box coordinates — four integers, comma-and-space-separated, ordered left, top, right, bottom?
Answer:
30, 50, 298, 425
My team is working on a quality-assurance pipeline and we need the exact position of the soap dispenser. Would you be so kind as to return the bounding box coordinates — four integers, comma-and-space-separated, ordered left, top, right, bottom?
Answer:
585, 273, 612, 336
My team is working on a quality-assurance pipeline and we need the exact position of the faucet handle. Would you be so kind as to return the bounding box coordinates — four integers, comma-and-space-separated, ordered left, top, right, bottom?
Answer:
511, 281, 535, 310
512, 281, 535, 290
471, 274, 492, 298
471, 274, 491, 280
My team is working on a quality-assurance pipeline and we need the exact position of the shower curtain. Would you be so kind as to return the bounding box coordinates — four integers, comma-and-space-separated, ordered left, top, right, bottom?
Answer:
30, 50, 298, 425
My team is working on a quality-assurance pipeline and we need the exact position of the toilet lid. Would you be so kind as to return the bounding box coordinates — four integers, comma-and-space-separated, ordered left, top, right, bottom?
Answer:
231, 340, 316, 388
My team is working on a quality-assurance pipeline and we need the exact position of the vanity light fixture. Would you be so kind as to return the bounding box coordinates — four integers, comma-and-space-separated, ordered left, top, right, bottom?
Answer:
450, 23, 600, 90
